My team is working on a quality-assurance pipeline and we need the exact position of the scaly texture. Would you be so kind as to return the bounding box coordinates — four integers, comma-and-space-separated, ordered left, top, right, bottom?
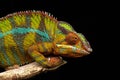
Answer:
0, 11, 58, 68
0, 10, 92, 70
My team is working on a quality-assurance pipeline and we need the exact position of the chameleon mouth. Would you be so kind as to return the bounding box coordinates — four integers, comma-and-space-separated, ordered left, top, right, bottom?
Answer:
86, 48, 92, 52
80, 49, 90, 54
74, 49, 91, 57
55, 44, 92, 57
62, 48, 92, 58
83, 43, 92, 53
82, 40, 93, 53
76, 48, 92, 54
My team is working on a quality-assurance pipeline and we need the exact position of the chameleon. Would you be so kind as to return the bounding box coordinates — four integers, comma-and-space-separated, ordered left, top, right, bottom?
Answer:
0, 10, 92, 70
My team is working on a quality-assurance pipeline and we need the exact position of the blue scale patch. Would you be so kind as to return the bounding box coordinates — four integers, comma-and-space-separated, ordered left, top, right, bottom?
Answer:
0, 28, 50, 41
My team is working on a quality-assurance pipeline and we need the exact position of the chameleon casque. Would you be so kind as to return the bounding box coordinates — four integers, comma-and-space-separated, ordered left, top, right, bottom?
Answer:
0, 10, 92, 70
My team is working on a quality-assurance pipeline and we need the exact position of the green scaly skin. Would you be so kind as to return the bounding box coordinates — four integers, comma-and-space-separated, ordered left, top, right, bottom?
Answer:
0, 10, 92, 70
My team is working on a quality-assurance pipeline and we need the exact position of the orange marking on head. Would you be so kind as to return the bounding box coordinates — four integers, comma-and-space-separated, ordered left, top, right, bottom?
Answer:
65, 32, 80, 45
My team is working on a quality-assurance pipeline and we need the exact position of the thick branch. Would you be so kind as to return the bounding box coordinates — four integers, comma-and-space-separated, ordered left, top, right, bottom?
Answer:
0, 61, 66, 80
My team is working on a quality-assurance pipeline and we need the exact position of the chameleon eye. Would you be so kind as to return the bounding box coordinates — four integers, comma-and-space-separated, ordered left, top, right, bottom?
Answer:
70, 36, 79, 45
66, 32, 79, 45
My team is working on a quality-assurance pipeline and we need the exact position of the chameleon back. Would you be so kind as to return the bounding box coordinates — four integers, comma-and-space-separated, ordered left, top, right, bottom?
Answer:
0, 11, 58, 68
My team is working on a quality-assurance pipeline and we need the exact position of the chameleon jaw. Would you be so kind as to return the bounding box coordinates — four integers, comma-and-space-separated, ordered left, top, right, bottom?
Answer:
54, 44, 91, 57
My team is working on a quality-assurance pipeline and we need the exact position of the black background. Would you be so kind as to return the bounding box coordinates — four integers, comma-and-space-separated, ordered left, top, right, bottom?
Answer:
0, 0, 98, 80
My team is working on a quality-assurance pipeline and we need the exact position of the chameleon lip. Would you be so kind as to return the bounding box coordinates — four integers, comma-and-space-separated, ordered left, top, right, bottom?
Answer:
84, 47, 92, 53
82, 42, 92, 53
76, 48, 90, 55
77, 46, 92, 55
87, 48, 93, 52
80, 49, 90, 54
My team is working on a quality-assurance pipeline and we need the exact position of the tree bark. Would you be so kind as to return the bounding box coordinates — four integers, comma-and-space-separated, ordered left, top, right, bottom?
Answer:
0, 61, 66, 80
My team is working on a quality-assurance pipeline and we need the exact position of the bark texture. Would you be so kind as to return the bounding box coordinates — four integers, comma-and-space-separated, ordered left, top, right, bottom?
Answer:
0, 61, 66, 80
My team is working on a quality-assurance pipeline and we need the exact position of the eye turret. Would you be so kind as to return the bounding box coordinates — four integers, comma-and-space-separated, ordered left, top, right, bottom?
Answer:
65, 32, 79, 45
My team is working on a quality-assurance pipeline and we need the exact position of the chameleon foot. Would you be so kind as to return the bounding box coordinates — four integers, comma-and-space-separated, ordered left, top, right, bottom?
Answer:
13, 64, 20, 69
45, 56, 67, 71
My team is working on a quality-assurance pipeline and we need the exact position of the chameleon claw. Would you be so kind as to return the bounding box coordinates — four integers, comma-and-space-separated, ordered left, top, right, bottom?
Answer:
45, 60, 67, 71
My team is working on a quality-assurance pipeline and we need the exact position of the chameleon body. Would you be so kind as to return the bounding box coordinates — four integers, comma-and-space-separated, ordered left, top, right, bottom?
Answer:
0, 10, 92, 69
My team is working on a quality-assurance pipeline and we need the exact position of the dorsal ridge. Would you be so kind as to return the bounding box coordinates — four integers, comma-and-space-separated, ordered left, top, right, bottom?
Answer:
0, 10, 58, 22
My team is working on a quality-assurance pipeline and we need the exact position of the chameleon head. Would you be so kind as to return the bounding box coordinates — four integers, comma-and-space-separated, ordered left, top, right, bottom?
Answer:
53, 21, 92, 57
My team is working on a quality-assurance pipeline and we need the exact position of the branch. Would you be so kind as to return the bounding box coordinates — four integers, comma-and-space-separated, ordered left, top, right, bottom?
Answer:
0, 61, 66, 80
